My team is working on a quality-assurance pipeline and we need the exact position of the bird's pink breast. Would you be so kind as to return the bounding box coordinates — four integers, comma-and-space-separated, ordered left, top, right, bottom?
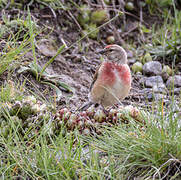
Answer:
100, 62, 131, 86
100, 62, 116, 86
114, 64, 131, 85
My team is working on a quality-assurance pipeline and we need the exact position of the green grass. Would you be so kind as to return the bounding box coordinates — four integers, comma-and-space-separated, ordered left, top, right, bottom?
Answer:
85, 101, 181, 179
0, 1, 181, 179
0, 89, 181, 179
144, 2, 181, 64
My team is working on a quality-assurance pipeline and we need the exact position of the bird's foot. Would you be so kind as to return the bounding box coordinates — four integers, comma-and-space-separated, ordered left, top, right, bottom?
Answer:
77, 101, 94, 111
100, 105, 109, 116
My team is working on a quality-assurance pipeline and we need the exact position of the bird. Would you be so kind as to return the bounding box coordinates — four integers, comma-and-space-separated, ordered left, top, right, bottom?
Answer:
79, 44, 132, 111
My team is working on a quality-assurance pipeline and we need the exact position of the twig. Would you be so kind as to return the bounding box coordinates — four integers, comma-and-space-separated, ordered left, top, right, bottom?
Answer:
98, 8, 149, 26
61, 13, 121, 54
121, 22, 138, 37
37, 0, 57, 19
60, 37, 68, 48
67, 10, 82, 31
139, 2, 145, 42
124, 11, 149, 27
153, 158, 181, 180
5, 0, 10, 9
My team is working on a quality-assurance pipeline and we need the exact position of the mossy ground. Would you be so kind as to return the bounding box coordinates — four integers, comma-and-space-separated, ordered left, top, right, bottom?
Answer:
0, 1, 181, 179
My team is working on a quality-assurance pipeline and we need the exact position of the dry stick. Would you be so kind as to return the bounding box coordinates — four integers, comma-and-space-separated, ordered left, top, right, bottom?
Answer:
61, 13, 121, 54
139, 3, 145, 42
67, 10, 82, 31
89, 3, 149, 27
123, 11, 149, 27
66, 10, 89, 42
113, 0, 128, 48
37, 1, 57, 19
121, 23, 138, 37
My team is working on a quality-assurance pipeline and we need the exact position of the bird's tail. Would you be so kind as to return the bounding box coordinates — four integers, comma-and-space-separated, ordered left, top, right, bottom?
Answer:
77, 101, 94, 111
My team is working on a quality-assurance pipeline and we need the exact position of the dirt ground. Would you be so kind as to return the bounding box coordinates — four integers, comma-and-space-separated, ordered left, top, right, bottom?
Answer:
0, 2, 180, 111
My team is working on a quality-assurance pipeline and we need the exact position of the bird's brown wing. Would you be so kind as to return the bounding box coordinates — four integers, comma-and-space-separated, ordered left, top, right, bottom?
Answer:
89, 64, 101, 91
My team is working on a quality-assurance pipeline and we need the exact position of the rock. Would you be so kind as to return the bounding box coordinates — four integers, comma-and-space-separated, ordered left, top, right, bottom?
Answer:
127, 51, 134, 58
162, 65, 172, 76
36, 39, 58, 57
152, 84, 167, 94
139, 88, 165, 102
166, 75, 181, 88
132, 62, 143, 73
128, 58, 136, 65
125, 2, 134, 11
153, 93, 167, 101
139, 76, 146, 86
143, 61, 162, 76
144, 76, 164, 88
161, 71, 169, 82
173, 87, 181, 95
106, 35, 115, 44
162, 65, 172, 82
178, 62, 181, 71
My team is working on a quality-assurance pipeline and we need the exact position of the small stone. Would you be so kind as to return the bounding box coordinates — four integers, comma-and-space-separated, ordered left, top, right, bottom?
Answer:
94, 109, 106, 122
144, 76, 164, 88
25, 96, 37, 104
106, 35, 115, 44
86, 106, 95, 117
85, 120, 94, 127
173, 87, 181, 95
124, 105, 134, 113
109, 108, 117, 119
67, 116, 77, 129
143, 61, 162, 76
82, 128, 90, 135
63, 112, 71, 121
162, 71, 169, 82
152, 84, 167, 94
59, 108, 68, 118
153, 93, 167, 101
127, 51, 134, 58
128, 58, 136, 65
125, 2, 134, 11
132, 62, 143, 73
39, 104, 47, 112
78, 120, 84, 129
162, 65, 172, 76
166, 75, 181, 88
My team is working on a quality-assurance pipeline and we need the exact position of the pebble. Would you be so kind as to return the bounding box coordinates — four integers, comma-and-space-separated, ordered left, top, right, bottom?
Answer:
173, 87, 181, 95
143, 61, 162, 76
152, 84, 167, 94
166, 75, 181, 88
153, 93, 167, 101
144, 76, 164, 88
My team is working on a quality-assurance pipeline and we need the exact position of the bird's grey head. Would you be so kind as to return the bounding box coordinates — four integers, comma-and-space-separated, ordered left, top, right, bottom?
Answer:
99, 44, 127, 64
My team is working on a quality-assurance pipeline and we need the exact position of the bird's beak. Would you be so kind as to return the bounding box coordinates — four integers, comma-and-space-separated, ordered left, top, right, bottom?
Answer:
97, 48, 107, 54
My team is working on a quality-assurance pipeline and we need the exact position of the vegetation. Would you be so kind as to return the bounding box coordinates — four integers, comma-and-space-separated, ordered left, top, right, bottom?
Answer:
0, 0, 181, 179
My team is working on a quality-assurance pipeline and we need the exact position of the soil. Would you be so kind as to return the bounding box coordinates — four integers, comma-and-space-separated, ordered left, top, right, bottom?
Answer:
0, 2, 180, 111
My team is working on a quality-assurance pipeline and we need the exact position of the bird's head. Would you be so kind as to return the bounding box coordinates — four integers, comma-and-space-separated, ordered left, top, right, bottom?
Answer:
99, 44, 127, 64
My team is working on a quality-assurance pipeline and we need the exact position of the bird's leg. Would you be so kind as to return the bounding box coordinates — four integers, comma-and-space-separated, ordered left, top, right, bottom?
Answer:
100, 104, 109, 116
77, 101, 94, 111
